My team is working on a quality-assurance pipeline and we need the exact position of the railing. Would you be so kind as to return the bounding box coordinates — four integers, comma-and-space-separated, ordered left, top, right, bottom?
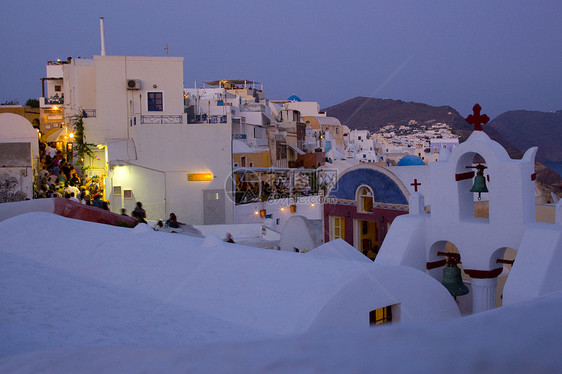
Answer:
195, 114, 227, 124
44, 97, 64, 105
141, 115, 183, 124
82, 109, 96, 118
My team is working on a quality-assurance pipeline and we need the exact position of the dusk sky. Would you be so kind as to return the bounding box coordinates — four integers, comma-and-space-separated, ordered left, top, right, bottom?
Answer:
1, 0, 560, 118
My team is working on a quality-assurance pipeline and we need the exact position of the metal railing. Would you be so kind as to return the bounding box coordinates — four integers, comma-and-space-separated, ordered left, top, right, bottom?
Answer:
141, 115, 183, 124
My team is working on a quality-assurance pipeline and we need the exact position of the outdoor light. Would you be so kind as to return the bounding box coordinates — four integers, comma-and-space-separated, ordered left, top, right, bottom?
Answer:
188, 173, 213, 181
280, 207, 285, 211
310, 203, 315, 207
52, 106, 60, 111
69, 133, 74, 138
254, 210, 259, 215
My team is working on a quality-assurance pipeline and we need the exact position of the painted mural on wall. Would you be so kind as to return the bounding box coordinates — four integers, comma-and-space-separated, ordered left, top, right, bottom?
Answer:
0, 172, 28, 202
323, 166, 410, 260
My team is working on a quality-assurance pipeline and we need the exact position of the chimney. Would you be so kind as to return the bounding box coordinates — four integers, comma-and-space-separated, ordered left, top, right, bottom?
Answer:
100, 17, 106, 56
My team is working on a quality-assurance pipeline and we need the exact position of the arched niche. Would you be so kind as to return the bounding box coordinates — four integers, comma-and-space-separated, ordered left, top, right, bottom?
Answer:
455, 152, 490, 222
491, 246, 517, 307
428, 240, 472, 314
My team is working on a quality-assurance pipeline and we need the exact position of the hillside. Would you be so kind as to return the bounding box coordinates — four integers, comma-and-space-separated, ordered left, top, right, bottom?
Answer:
323, 97, 471, 133
323, 97, 561, 188
489, 110, 562, 163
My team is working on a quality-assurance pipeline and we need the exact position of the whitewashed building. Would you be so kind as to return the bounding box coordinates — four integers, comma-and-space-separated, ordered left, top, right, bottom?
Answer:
56, 56, 233, 224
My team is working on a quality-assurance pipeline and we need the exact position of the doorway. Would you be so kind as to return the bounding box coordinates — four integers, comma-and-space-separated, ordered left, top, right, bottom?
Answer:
356, 219, 379, 260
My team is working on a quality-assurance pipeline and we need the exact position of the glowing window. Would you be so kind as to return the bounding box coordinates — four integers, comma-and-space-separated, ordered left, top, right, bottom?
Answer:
357, 186, 373, 213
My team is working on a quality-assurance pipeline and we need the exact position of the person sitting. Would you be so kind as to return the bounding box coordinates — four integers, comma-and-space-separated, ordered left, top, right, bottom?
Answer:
69, 192, 79, 202
92, 194, 104, 209
166, 213, 182, 228
225, 232, 235, 243
132, 202, 146, 219
153, 220, 164, 231
132, 210, 147, 224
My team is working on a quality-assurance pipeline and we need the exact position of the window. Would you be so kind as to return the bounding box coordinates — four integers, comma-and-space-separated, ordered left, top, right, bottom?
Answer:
148, 92, 163, 111
241, 156, 246, 167
55, 85, 61, 92
357, 186, 373, 213
369, 306, 392, 325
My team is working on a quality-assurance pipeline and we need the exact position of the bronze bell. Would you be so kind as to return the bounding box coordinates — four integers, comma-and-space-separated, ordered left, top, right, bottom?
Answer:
470, 164, 488, 200
442, 262, 470, 298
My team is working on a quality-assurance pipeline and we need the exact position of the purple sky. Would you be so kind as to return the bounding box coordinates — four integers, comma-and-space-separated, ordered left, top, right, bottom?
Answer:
1, 0, 560, 118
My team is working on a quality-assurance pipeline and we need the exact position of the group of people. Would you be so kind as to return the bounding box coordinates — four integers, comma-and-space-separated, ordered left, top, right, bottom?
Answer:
35, 142, 110, 209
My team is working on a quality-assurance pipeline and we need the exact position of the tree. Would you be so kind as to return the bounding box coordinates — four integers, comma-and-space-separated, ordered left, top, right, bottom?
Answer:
25, 98, 39, 108
69, 113, 96, 172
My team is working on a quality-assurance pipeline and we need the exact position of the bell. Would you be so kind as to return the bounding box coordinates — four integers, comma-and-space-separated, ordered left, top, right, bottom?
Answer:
470, 165, 488, 200
442, 262, 470, 298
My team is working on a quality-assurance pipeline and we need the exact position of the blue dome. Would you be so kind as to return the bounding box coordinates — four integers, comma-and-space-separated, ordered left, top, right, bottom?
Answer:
397, 155, 425, 166
287, 94, 301, 102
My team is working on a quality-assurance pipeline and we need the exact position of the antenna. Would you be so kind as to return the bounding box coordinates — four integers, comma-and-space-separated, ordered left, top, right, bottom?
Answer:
100, 17, 106, 56
165, 43, 169, 56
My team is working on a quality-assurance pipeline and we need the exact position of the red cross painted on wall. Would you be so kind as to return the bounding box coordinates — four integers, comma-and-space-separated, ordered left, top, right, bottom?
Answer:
465, 103, 490, 131
411, 179, 421, 192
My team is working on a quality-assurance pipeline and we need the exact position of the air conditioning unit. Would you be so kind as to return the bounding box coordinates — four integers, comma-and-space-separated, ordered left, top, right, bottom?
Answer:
126, 79, 141, 90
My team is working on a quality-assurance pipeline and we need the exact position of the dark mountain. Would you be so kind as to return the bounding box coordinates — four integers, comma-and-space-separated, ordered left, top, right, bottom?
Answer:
488, 110, 562, 163
323, 97, 471, 133
323, 97, 561, 188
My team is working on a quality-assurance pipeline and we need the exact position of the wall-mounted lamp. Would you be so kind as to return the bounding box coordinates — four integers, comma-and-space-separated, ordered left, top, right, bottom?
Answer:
188, 173, 213, 181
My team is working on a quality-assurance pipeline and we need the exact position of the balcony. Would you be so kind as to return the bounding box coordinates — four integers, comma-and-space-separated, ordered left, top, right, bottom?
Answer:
40, 96, 64, 108
194, 114, 227, 124
141, 115, 183, 124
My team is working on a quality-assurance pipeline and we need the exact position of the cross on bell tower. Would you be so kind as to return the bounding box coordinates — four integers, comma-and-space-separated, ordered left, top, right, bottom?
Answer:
465, 103, 490, 131
411, 179, 421, 192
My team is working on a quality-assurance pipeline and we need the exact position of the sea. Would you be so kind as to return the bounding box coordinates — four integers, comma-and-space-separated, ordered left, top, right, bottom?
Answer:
544, 162, 562, 177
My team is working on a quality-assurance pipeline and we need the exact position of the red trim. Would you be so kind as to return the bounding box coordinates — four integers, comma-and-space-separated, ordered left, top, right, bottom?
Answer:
455, 171, 475, 181
464, 267, 503, 279
531, 173, 536, 181
426, 259, 447, 270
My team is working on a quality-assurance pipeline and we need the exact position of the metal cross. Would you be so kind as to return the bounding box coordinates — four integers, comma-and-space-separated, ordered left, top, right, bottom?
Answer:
411, 178, 421, 192
465, 103, 490, 131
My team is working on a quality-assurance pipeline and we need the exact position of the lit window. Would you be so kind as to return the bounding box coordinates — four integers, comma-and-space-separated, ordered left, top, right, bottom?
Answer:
369, 306, 392, 325
357, 186, 373, 213
148, 92, 163, 111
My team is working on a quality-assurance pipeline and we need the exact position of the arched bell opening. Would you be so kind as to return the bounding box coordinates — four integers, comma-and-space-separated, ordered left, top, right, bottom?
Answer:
491, 246, 517, 307
456, 152, 490, 221
427, 240, 472, 314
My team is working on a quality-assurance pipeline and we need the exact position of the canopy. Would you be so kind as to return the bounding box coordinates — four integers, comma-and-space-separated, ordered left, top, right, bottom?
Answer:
42, 127, 64, 143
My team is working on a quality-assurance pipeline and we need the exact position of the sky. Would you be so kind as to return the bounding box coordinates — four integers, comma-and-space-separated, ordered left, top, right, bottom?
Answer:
1, 0, 561, 118
1, 211, 562, 372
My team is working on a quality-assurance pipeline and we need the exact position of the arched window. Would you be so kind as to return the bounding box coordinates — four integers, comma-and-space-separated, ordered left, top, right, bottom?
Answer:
357, 185, 374, 213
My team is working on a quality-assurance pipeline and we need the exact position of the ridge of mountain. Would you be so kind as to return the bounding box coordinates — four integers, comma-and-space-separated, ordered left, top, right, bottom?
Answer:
322, 97, 561, 188
489, 110, 562, 163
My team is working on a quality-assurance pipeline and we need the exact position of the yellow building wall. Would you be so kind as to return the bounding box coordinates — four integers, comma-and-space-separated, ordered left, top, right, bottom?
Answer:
233, 150, 271, 168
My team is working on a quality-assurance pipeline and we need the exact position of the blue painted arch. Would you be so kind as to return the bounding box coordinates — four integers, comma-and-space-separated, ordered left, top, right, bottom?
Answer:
328, 168, 408, 205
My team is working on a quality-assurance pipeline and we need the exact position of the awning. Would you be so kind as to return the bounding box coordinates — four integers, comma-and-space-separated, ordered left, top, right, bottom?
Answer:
42, 127, 64, 143
288, 144, 305, 156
